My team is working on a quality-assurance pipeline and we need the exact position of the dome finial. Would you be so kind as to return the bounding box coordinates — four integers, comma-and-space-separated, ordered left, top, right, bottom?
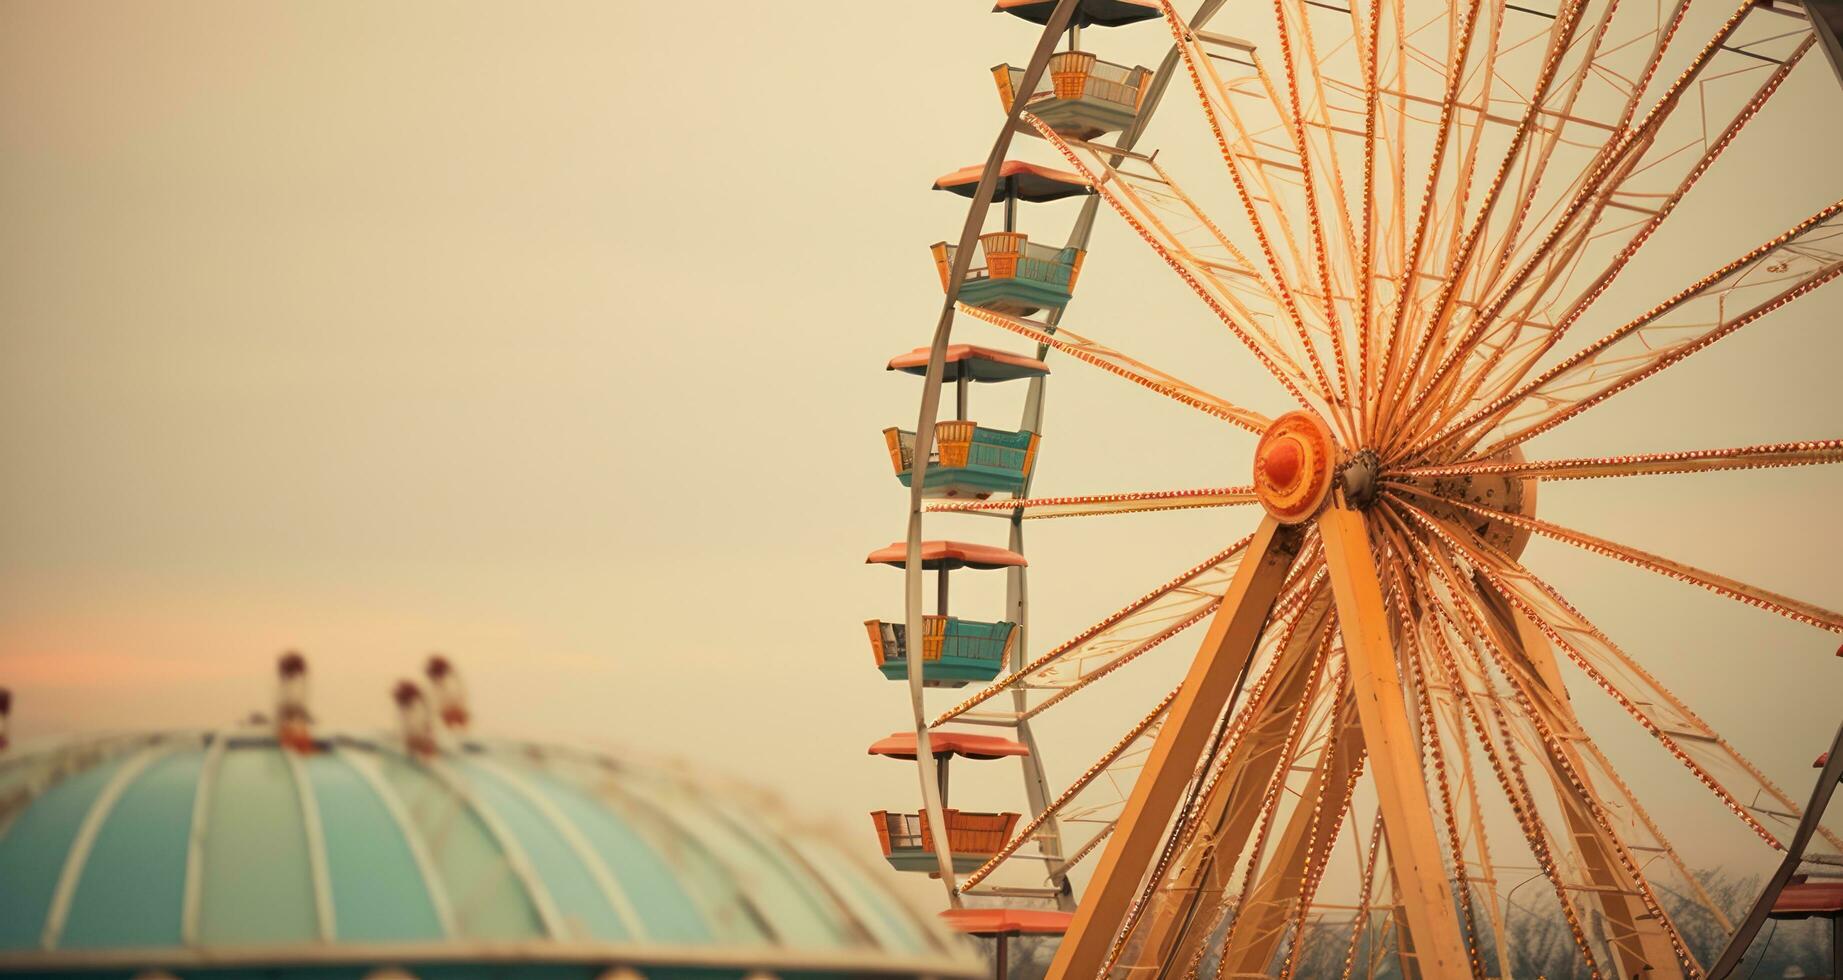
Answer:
276, 652, 314, 753
424, 654, 470, 732
0, 687, 11, 752
393, 680, 437, 759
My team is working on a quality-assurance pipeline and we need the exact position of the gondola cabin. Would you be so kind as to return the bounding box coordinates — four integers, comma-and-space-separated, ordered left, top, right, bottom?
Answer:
882, 345, 1049, 499
866, 735, 1028, 876
992, 51, 1153, 140
930, 161, 1091, 317
869, 809, 1023, 874
862, 541, 1024, 688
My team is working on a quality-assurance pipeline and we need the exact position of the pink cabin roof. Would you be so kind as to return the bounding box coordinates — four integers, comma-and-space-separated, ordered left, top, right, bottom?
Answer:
1772, 880, 1843, 917
940, 908, 1075, 936
867, 731, 1030, 761
932, 161, 1093, 202
887, 344, 1050, 383
865, 540, 1028, 570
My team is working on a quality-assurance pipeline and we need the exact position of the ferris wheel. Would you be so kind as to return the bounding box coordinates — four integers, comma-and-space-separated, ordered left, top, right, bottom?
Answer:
864, 0, 1843, 976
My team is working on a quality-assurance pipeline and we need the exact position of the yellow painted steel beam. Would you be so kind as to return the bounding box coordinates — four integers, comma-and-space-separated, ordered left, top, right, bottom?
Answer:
1318, 500, 1471, 980
1046, 516, 1304, 979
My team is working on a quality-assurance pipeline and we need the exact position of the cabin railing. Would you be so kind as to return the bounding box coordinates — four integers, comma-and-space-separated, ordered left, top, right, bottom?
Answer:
883, 422, 1039, 480
931, 234, 1084, 291
864, 616, 1017, 669
992, 52, 1152, 113
870, 809, 1023, 856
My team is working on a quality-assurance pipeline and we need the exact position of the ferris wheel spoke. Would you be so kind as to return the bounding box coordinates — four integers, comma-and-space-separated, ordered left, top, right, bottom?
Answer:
1391, 480, 1843, 633
1456, 574, 1700, 974
928, 485, 1260, 520
1394, 439, 1843, 482
1403, 0, 1815, 446
1378, 562, 1490, 978
1218, 655, 1353, 979
1391, 516, 1682, 973
929, 535, 1262, 727
1382, 0, 1624, 438
1426, 193, 1843, 461
958, 683, 1182, 891
1276, 706, 1370, 980
1391, 496, 1833, 853
956, 302, 1274, 434
1119, 585, 1340, 974
1574, 735, 1741, 934
1366, 0, 1493, 443
1420, 34, 1815, 443
1208, 646, 1338, 976
1336, 810, 1388, 980
1253, 0, 1366, 413
1159, 1, 1352, 424
1374, 511, 1561, 977
1022, 114, 1332, 413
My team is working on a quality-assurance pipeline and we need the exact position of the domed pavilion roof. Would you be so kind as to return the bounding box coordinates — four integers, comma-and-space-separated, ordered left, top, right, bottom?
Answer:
0, 727, 979, 979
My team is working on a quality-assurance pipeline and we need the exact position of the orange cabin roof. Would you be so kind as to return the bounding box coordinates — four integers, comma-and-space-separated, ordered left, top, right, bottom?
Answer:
993, 0, 1163, 27
940, 908, 1075, 936
867, 731, 1030, 761
887, 344, 1049, 383
865, 540, 1028, 570
932, 161, 1093, 202
1772, 880, 1843, 917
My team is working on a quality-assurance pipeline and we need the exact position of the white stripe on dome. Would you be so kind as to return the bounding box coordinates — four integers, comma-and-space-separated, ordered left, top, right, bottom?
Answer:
181, 729, 233, 946
332, 743, 457, 939
0, 733, 155, 842
42, 742, 175, 949
416, 754, 568, 941
528, 750, 782, 943
281, 749, 336, 942
686, 789, 884, 950
470, 756, 649, 941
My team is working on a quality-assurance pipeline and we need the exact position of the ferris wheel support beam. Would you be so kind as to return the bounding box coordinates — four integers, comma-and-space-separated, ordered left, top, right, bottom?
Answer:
1475, 586, 1688, 980
1137, 591, 1338, 972
1046, 516, 1305, 979
1219, 690, 1367, 978
1317, 500, 1472, 980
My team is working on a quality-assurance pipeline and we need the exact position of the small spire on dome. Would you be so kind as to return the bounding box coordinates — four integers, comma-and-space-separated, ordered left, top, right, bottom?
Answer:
275, 652, 315, 754
424, 654, 470, 732
394, 680, 437, 759
0, 687, 10, 752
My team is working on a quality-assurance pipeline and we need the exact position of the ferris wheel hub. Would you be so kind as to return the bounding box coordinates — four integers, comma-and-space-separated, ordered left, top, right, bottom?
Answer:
1252, 411, 1338, 524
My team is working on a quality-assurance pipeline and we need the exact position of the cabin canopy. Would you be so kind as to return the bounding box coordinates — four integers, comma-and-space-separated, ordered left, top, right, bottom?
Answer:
939, 908, 1075, 937
887, 344, 1049, 383
994, 0, 1163, 27
868, 731, 1030, 761
1772, 879, 1843, 917
932, 161, 1093, 202
865, 540, 1027, 570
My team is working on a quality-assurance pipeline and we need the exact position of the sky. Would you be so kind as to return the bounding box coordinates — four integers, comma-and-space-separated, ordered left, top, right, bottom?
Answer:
2, 0, 1840, 908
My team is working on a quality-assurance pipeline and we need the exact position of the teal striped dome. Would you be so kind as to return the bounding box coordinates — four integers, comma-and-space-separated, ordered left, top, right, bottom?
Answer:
0, 729, 977, 979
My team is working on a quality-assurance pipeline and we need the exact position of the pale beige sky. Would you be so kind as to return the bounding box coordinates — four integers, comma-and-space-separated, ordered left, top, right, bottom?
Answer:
2, 0, 1840, 896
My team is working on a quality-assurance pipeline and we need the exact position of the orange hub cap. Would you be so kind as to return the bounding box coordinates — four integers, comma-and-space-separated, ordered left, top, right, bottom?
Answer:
1252, 411, 1336, 524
